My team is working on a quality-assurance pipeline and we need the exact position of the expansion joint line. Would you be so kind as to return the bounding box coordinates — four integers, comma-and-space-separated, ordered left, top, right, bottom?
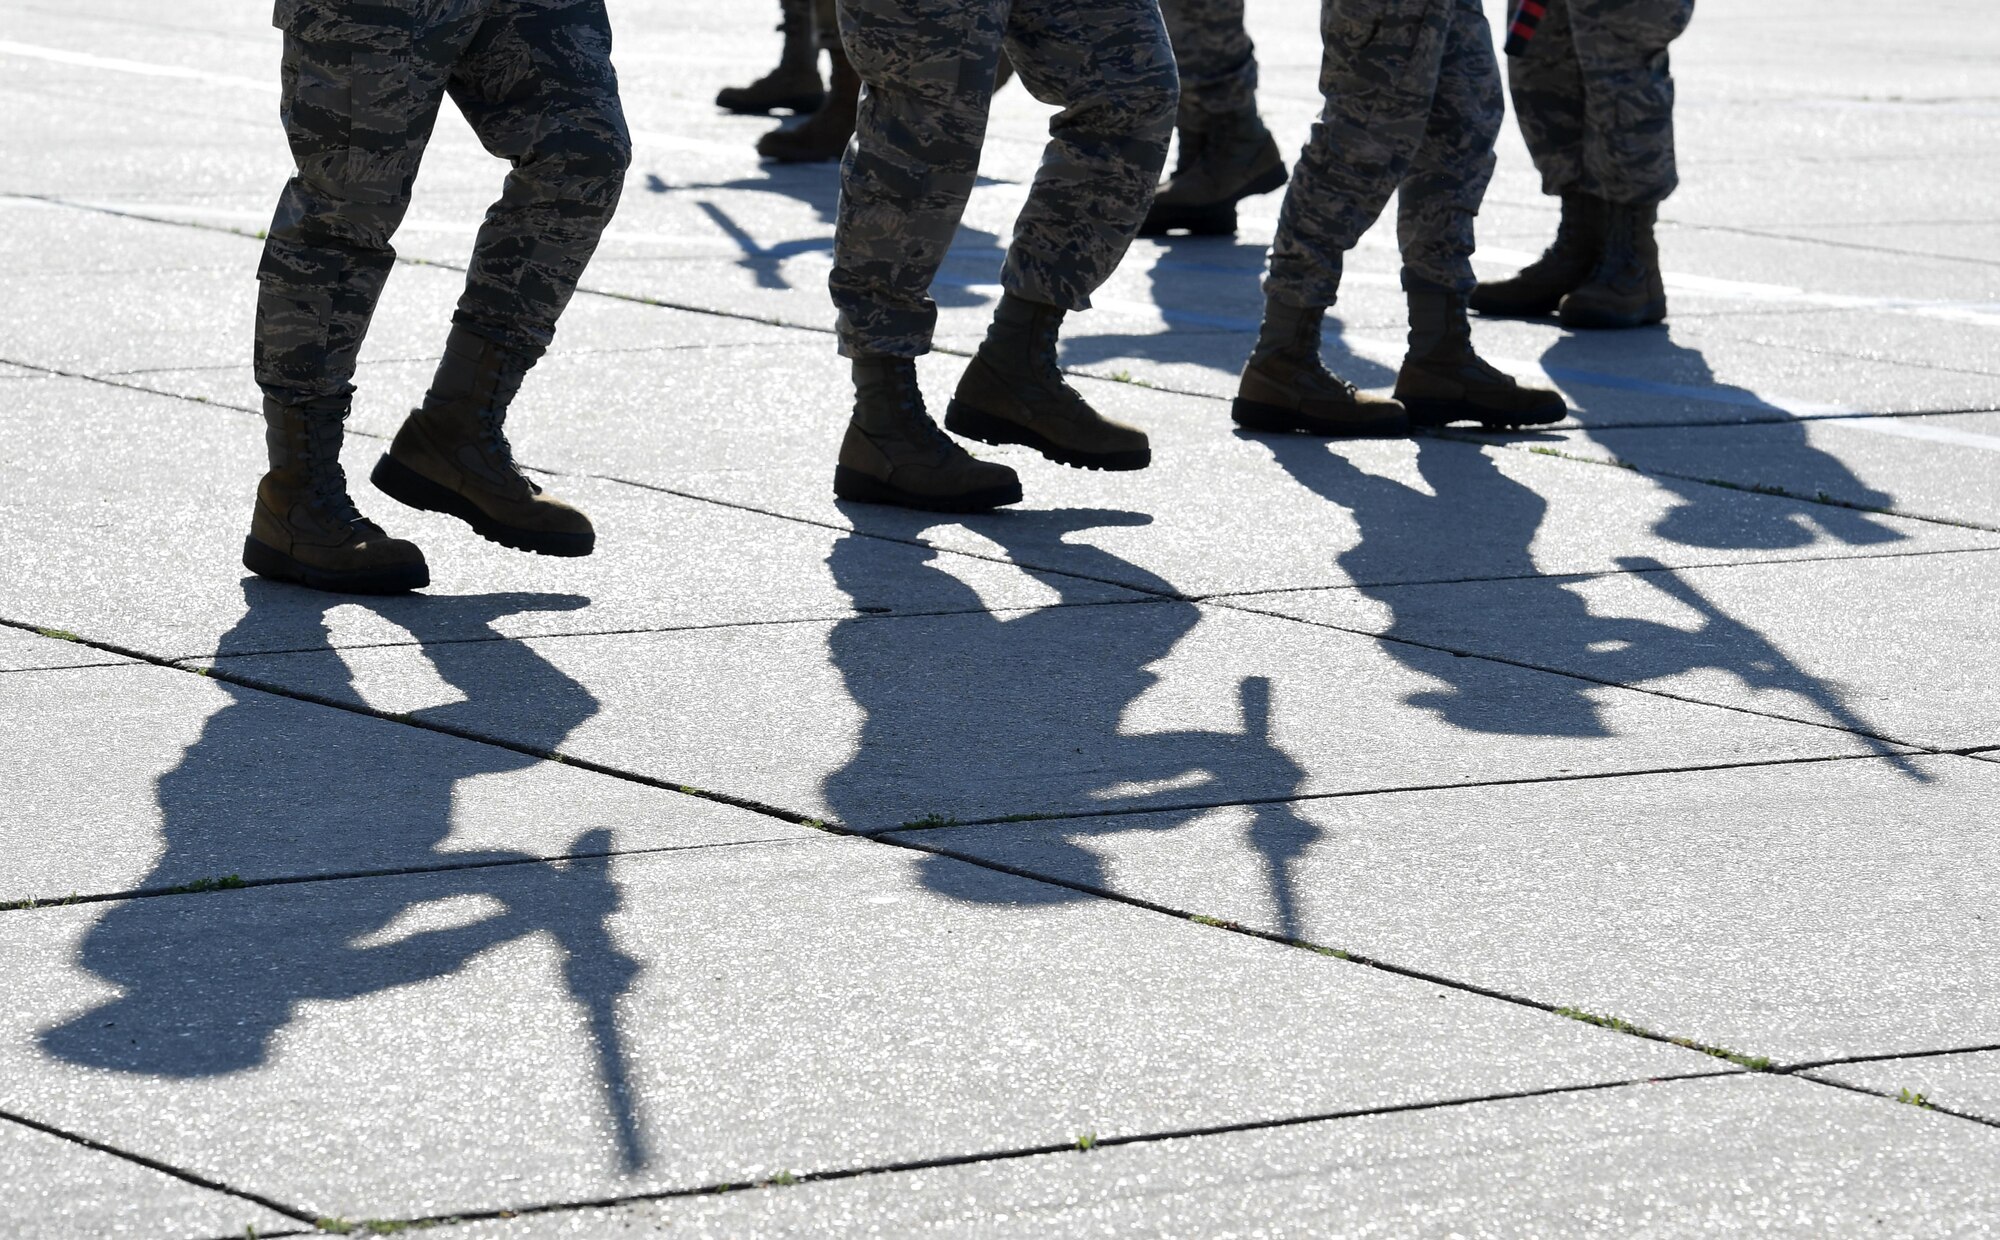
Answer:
17, 192, 1993, 537
1203, 592, 1942, 762
5, 610, 1998, 1219
0, 1105, 318, 1227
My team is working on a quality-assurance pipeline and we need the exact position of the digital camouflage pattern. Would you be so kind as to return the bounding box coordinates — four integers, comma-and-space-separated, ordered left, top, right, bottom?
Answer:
255, 0, 630, 405
1507, 0, 1693, 205
1266, 0, 1502, 305
1158, 0, 1259, 118
830, 0, 1179, 357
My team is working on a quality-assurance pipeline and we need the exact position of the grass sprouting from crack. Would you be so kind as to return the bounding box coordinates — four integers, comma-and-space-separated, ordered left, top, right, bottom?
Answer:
1555, 1007, 1771, 1070
0, 892, 81, 912
900, 812, 960, 830
1898, 1088, 1933, 1109
1104, 370, 1157, 388
34, 627, 81, 642
162, 874, 246, 896
1075, 1132, 1098, 1151
1527, 446, 1635, 470
316, 1218, 458, 1236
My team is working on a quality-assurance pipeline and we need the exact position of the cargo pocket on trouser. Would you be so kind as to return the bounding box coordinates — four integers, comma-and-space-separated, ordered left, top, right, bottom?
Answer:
274, 2, 430, 218
1320, 0, 1448, 128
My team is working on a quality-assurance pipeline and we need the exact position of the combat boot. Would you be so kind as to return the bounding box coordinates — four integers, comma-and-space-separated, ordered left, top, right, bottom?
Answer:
716, 0, 825, 116
835, 357, 1023, 512
944, 292, 1151, 470
1559, 201, 1668, 330
1468, 193, 1608, 319
1139, 107, 1288, 238
371, 327, 595, 556
1232, 299, 1408, 437
1395, 286, 1567, 428
244, 397, 429, 594
756, 45, 858, 163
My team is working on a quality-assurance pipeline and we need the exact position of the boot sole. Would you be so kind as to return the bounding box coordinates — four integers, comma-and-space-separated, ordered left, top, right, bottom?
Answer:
371, 454, 595, 558
1231, 398, 1410, 438
1400, 396, 1567, 430
757, 145, 845, 165
1467, 294, 1565, 320
943, 400, 1151, 471
1138, 162, 1289, 238
1558, 299, 1668, 330
242, 537, 428, 595
832, 465, 1023, 513
717, 93, 826, 117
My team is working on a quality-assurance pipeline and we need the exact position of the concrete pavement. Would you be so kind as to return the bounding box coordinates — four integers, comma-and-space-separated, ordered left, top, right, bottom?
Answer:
3, 0, 1998, 1235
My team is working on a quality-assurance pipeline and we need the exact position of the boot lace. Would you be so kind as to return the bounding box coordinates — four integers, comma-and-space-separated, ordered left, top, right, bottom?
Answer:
895, 370, 961, 456
477, 406, 541, 494
1587, 209, 1639, 287
299, 418, 370, 527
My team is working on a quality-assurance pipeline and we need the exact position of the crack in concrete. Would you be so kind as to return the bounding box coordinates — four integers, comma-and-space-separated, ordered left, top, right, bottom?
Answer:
0, 1106, 318, 1227
1204, 594, 1937, 762
0, 836, 825, 915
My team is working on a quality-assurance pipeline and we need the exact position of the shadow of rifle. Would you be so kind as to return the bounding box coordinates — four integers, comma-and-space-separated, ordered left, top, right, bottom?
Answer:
1617, 556, 1929, 782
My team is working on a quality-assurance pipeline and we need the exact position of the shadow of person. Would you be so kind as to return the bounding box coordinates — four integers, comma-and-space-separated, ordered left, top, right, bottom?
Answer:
819, 512, 1324, 942
1540, 330, 1906, 550
1058, 233, 1401, 404
656, 172, 1006, 307
40, 580, 651, 1170
1250, 433, 1921, 777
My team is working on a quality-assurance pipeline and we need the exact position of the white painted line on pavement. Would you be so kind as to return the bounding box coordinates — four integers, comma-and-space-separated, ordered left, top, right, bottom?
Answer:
0, 39, 277, 93
1820, 416, 2000, 453
1, 39, 765, 158
11, 33, 1998, 329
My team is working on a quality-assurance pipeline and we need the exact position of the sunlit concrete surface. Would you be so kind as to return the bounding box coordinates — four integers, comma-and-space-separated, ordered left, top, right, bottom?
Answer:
3, 0, 1997, 1234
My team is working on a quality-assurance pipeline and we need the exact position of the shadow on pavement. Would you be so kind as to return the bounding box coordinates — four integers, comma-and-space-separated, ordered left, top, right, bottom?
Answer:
39, 581, 651, 1171
820, 512, 1324, 941
1250, 432, 1921, 777
1541, 329, 1907, 550
653, 168, 1006, 310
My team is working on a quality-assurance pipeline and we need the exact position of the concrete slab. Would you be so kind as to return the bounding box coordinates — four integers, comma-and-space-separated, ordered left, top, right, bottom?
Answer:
1542, 414, 2000, 531
1816, 1051, 2000, 1123
0, 626, 132, 672
1230, 548, 2000, 750
421, 1076, 2000, 1239
1047, 274, 2000, 424
391, 340, 2000, 599
0, 839, 1703, 1220
0, 377, 1134, 661
2, 662, 812, 905
0, 203, 801, 384
900, 754, 2000, 1063
204, 597, 1894, 830
0, 1116, 295, 1240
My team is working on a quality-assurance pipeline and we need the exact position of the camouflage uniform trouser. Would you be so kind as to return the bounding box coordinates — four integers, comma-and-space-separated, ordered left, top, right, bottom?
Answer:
255, 0, 631, 405
1158, 0, 1259, 118
1507, 0, 1693, 205
1266, 0, 1502, 306
830, 0, 1179, 357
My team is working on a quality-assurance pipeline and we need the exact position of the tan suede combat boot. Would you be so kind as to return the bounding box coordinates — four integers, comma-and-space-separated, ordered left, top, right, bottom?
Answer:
1232, 299, 1409, 437
756, 45, 859, 163
716, 0, 825, 116
244, 397, 429, 594
1469, 192, 1608, 319
944, 293, 1151, 470
834, 357, 1023, 512
371, 328, 594, 556
1559, 201, 1668, 330
1139, 107, 1288, 238
1395, 286, 1568, 428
